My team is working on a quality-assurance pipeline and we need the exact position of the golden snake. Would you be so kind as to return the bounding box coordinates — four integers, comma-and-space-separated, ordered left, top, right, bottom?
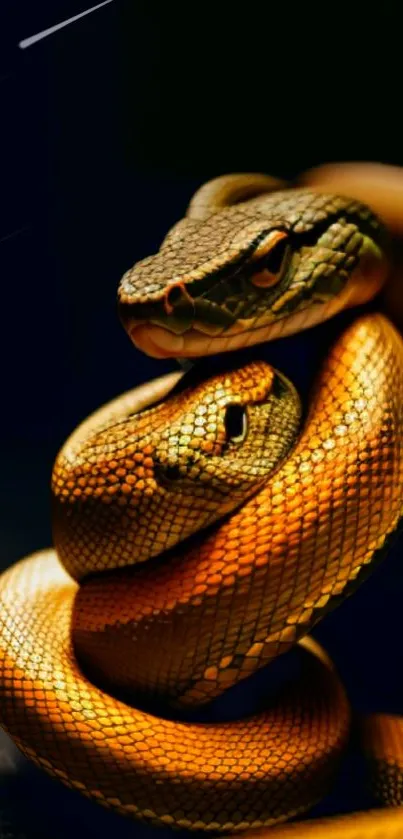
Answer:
1, 175, 403, 836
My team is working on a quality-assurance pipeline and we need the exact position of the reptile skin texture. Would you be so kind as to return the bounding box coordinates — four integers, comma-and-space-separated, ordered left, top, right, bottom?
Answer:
1, 179, 403, 837
119, 185, 387, 359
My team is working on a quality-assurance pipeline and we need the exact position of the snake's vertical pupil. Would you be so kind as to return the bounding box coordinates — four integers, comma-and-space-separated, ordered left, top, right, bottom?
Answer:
224, 404, 248, 443
263, 238, 289, 274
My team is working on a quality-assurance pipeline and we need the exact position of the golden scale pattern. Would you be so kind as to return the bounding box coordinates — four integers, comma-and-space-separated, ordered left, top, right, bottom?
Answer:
0, 315, 403, 832
360, 715, 403, 806
52, 361, 300, 581
74, 315, 403, 708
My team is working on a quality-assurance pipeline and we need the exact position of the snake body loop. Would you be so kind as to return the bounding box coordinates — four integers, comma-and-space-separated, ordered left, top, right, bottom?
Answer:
1, 180, 403, 835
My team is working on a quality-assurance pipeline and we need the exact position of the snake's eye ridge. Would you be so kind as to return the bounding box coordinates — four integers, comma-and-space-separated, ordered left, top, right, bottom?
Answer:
224, 404, 248, 444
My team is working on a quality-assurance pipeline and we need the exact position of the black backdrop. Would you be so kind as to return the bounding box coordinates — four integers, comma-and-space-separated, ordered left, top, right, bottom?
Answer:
0, 2, 403, 836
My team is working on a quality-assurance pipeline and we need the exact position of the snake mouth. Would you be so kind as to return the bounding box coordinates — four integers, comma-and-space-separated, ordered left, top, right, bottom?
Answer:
128, 295, 352, 359
127, 241, 388, 359
129, 319, 307, 359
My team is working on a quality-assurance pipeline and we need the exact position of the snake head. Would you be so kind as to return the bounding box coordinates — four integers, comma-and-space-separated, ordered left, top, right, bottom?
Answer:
52, 361, 300, 581
118, 189, 388, 358
151, 360, 300, 498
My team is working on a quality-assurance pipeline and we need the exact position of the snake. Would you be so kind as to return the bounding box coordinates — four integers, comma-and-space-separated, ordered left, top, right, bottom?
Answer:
1, 174, 403, 836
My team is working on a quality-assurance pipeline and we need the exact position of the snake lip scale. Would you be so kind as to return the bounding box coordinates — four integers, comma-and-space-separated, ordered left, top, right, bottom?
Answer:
0, 175, 403, 836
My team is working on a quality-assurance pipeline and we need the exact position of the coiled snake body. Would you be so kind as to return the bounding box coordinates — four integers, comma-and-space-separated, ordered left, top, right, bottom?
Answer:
1, 176, 403, 836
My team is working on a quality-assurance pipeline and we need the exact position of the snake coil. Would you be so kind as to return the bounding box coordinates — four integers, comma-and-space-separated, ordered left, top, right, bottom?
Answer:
1, 178, 403, 836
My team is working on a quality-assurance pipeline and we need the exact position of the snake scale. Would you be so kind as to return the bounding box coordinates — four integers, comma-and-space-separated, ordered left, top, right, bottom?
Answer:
1, 175, 403, 836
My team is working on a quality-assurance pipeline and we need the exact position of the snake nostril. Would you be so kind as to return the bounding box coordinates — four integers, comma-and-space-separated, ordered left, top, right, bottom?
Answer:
165, 284, 185, 313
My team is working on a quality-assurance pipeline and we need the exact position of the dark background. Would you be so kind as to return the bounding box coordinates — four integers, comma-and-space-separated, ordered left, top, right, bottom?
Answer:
0, 2, 403, 836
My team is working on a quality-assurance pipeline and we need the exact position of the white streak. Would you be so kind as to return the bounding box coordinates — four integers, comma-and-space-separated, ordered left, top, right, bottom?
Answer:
19, 1, 114, 49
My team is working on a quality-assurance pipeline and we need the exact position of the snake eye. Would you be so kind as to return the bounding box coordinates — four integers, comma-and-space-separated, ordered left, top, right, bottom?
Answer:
250, 230, 290, 289
224, 404, 248, 444
164, 464, 181, 480
155, 463, 181, 483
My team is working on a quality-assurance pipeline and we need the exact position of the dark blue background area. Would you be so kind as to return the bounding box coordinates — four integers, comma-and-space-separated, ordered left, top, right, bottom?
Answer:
1, 2, 403, 837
